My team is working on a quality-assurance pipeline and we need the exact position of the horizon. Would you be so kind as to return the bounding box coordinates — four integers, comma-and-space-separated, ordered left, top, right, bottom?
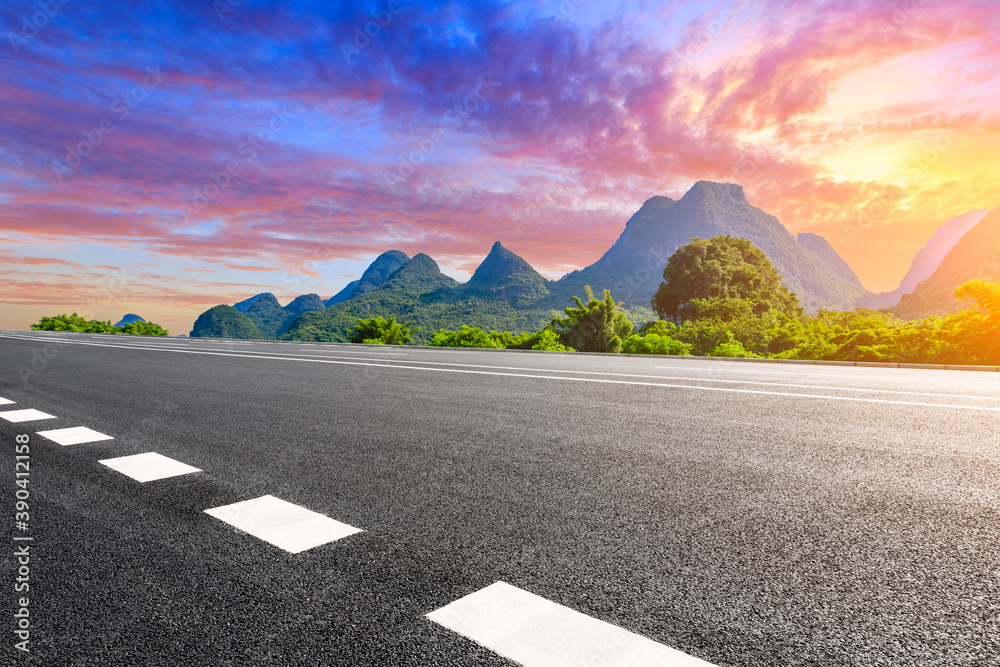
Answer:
3, 0, 999, 335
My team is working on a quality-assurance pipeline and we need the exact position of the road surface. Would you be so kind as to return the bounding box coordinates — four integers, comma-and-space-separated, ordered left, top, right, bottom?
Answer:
2, 330, 999, 666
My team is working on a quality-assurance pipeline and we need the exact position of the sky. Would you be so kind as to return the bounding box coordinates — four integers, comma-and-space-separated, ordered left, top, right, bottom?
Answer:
2, 0, 999, 335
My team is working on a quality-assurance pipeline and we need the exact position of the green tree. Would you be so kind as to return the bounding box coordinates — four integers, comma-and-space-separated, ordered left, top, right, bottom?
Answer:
652, 236, 802, 323
32, 313, 122, 334
530, 329, 574, 351
552, 286, 633, 353
32, 313, 92, 332
621, 333, 692, 356
431, 326, 504, 348
709, 331, 759, 358
121, 321, 170, 336
350, 316, 419, 345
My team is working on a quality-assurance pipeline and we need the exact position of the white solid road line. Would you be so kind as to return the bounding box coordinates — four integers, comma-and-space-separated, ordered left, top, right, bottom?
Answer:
204, 495, 363, 554
0, 408, 57, 423
36, 426, 114, 446
652, 364, 999, 385
4, 334, 1000, 411
427, 581, 716, 667
100, 452, 201, 483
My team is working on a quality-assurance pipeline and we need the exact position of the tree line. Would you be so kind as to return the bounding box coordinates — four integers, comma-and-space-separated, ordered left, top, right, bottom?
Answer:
31, 313, 170, 336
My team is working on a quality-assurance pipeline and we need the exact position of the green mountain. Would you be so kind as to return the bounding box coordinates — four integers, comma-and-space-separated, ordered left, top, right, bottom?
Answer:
795, 233, 862, 287
284, 293, 325, 317
353, 250, 410, 296
285, 251, 559, 342
190, 305, 263, 339
886, 207, 1000, 320
546, 181, 869, 313
192, 292, 326, 339
232, 293, 273, 313
324, 280, 359, 306
243, 294, 289, 338
454, 241, 550, 306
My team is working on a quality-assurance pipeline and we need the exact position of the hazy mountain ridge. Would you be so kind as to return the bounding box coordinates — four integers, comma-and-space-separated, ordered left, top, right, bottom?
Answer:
885, 207, 1000, 320
861, 210, 989, 308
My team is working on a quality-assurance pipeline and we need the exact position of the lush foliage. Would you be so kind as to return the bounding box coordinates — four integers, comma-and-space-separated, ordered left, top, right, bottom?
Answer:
351, 316, 419, 345
120, 321, 170, 336
551, 286, 633, 353
652, 235, 802, 323
430, 326, 504, 348
622, 333, 692, 356
32, 313, 170, 336
428, 326, 575, 351
529, 329, 574, 351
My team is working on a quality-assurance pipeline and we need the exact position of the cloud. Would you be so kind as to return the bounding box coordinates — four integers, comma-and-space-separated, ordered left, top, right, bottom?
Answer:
1, 0, 998, 306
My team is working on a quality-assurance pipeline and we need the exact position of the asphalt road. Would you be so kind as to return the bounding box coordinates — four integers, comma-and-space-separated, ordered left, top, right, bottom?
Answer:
2, 330, 999, 666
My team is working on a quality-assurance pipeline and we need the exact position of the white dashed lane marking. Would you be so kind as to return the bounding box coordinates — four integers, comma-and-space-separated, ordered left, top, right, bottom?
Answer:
204, 495, 363, 554
37, 426, 114, 446
100, 452, 201, 482
0, 409, 57, 423
428, 581, 716, 667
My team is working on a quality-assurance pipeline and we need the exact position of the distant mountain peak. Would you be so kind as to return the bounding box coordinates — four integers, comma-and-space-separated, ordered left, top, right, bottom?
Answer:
114, 313, 146, 327
636, 195, 676, 213
284, 293, 324, 317
353, 250, 410, 296
232, 292, 275, 313
383, 253, 456, 286
550, 180, 869, 313
467, 242, 533, 285
462, 241, 549, 305
684, 180, 748, 204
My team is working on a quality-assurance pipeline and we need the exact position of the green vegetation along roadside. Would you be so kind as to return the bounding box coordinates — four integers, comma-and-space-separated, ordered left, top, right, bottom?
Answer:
417, 236, 1000, 366
31, 313, 170, 336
